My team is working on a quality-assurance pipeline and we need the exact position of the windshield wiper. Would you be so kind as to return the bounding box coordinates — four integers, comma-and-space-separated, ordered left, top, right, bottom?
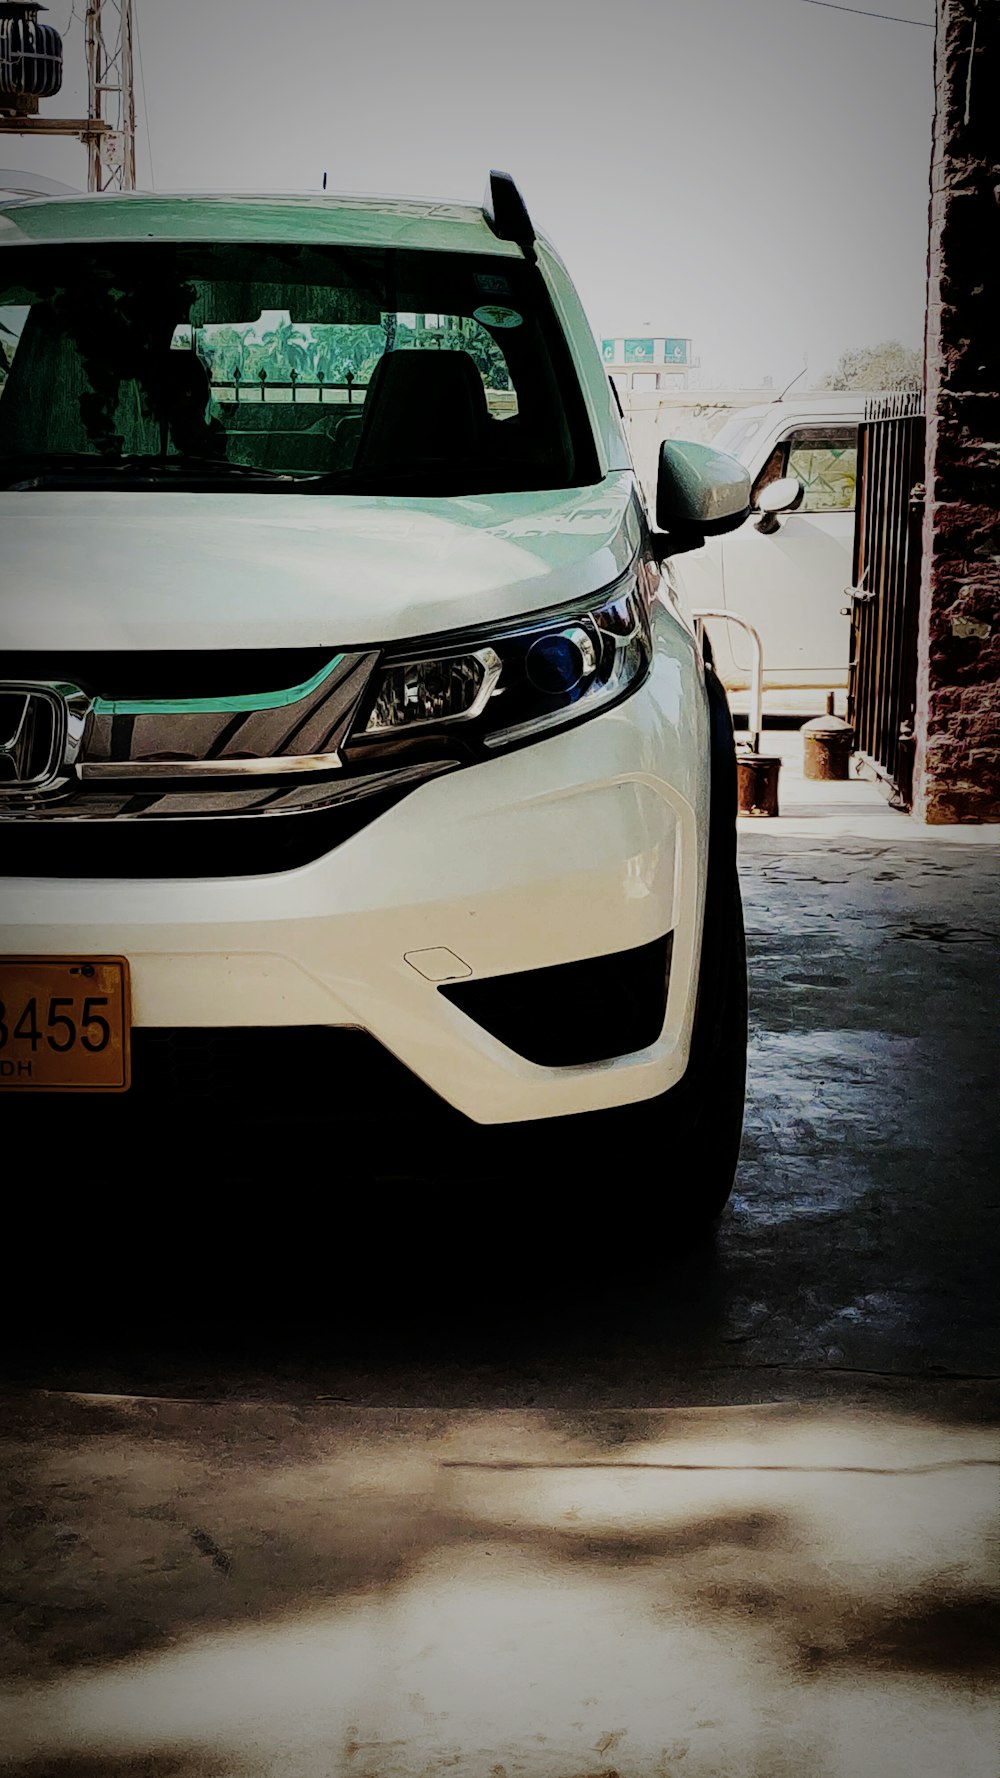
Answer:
0, 452, 113, 487
0, 452, 304, 489
304, 459, 530, 496
123, 454, 303, 482
0, 453, 537, 496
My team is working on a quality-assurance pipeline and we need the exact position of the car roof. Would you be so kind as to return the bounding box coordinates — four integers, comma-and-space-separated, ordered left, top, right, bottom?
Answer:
719, 395, 869, 428
0, 190, 526, 257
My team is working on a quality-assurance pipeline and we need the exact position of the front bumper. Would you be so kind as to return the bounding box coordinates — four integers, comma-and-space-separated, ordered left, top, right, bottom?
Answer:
0, 626, 710, 1126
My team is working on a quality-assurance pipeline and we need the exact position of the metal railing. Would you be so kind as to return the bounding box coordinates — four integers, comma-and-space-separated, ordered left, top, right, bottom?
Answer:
693, 609, 764, 754
847, 392, 925, 809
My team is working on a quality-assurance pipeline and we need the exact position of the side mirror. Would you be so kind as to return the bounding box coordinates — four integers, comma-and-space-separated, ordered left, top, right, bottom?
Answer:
754, 476, 804, 534
654, 440, 751, 557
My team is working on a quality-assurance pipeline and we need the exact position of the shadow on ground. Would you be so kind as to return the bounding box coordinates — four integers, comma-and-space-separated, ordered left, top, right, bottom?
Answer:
0, 1393, 996, 1778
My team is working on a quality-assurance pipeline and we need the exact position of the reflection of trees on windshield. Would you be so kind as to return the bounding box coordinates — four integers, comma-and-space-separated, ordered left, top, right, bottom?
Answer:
191, 317, 513, 394
259, 319, 311, 377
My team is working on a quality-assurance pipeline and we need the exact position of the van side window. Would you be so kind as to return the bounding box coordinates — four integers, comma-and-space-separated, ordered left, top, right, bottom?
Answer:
786, 427, 858, 512
751, 426, 858, 513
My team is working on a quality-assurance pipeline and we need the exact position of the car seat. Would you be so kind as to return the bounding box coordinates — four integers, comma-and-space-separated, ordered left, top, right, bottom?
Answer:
353, 350, 489, 472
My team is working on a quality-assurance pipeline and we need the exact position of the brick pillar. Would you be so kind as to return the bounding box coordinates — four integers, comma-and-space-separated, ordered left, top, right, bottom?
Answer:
913, 0, 1000, 823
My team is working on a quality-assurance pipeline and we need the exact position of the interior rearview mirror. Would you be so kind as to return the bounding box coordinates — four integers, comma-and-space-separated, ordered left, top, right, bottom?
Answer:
754, 476, 804, 533
654, 440, 751, 557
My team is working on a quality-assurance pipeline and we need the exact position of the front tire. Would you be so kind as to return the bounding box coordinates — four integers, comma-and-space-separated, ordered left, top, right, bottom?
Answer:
404, 666, 747, 1252
487, 664, 748, 1234
627, 874, 747, 1229
529, 868, 746, 1231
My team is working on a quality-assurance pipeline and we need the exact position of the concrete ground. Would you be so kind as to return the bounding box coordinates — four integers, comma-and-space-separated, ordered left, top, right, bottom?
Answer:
2, 731, 998, 1777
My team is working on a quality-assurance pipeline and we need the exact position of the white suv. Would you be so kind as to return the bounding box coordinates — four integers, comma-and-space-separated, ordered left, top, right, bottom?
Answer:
0, 175, 751, 1225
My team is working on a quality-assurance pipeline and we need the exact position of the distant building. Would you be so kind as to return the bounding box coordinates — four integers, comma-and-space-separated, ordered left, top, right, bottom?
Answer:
600, 336, 698, 394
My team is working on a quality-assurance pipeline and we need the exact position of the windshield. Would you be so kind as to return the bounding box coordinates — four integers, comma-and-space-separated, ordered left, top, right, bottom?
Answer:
0, 242, 598, 493
710, 412, 769, 462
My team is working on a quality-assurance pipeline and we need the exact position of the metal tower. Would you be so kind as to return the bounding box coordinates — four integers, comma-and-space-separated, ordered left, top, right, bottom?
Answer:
84, 0, 136, 191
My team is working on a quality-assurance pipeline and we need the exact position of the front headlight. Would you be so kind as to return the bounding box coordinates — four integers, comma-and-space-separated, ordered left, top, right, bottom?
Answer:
348, 573, 651, 760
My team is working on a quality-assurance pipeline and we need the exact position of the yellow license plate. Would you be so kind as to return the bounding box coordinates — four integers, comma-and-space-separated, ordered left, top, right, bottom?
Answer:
0, 957, 131, 1092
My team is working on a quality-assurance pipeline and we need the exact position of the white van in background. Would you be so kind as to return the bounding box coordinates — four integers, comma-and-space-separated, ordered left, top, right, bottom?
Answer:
674, 395, 868, 717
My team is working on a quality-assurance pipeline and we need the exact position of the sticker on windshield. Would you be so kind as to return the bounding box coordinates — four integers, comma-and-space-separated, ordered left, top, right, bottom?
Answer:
473, 273, 512, 297
473, 304, 522, 330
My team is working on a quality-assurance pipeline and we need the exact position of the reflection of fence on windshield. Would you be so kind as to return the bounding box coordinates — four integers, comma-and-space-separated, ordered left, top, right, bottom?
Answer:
207, 367, 517, 416
218, 368, 364, 404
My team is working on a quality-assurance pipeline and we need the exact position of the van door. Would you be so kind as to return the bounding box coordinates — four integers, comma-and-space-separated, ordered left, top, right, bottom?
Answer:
714, 423, 858, 692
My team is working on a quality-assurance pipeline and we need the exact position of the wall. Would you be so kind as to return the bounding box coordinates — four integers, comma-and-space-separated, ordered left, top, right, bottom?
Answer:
913, 0, 1000, 822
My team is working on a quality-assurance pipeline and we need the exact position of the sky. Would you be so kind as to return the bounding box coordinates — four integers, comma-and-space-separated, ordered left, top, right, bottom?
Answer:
4, 0, 936, 388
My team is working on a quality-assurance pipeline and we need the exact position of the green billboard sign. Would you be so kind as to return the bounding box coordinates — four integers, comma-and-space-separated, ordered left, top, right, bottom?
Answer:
601, 338, 691, 366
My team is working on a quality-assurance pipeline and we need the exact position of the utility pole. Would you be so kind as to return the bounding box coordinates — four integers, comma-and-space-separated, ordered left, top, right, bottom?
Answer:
0, 0, 136, 192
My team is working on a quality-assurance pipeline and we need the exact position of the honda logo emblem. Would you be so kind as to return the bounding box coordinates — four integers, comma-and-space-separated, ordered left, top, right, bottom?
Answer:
0, 683, 90, 796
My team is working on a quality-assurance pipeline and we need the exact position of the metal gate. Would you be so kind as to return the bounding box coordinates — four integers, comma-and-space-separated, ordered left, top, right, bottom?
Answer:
848, 392, 925, 809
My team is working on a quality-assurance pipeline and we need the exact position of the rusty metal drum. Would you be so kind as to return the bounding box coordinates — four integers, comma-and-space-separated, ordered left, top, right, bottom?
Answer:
736, 752, 781, 817
801, 713, 854, 781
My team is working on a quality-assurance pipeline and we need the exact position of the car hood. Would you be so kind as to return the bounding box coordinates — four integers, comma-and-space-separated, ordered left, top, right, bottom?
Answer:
1, 475, 642, 651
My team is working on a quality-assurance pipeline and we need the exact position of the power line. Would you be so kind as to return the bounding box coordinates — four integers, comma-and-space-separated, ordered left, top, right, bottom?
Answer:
794, 0, 934, 23
133, 0, 156, 189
